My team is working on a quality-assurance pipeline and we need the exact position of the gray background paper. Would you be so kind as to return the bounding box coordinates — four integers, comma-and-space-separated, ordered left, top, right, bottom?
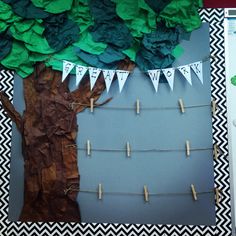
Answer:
8, 23, 215, 225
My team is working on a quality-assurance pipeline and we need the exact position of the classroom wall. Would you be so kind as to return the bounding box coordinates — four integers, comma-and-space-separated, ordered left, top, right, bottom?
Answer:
204, 0, 236, 8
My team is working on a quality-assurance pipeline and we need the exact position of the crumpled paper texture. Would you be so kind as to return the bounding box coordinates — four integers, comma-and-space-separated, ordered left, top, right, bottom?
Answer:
0, 60, 134, 222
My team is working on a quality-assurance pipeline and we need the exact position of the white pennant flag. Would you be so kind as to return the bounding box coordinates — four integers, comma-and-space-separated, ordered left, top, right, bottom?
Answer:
89, 67, 101, 90
162, 68, 175, 91
76, 65, 87, 86
147, 69, 161, 92
102, 69, 116, 92
116, 70, 130, 92
178, 65, 192, 85
190, 61, 203, 84
62, 60, 75, 82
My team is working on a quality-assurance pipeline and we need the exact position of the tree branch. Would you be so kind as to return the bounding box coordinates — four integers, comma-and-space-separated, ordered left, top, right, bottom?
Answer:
0, 91, 23, 133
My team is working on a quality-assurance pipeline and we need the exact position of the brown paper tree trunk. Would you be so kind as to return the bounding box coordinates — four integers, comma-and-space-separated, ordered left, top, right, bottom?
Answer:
0, 61, 134, 222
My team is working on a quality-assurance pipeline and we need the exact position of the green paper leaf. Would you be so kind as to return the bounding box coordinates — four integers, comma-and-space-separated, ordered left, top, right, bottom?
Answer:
73, 31, 107, 55
31, 0, 73, 14
122, 40, 140, 61
172, 45, 184, 59
231, 75, 236, 86
1, 41, 34, 78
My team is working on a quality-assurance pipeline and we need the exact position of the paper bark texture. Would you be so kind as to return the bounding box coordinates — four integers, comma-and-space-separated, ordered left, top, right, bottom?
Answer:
0, 61, 134, 222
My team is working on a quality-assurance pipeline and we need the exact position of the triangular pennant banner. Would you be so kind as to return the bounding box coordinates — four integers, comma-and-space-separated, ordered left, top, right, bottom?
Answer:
147, 69, 161, 92
178, 65, 192, 85
116, 70, 130, 92
62, 60, 75, 82
76, 65, 87, 86
162, 68, 175, 91
89, 67, 101, 90
102, 69, 116, 92
190, 61, 203, 84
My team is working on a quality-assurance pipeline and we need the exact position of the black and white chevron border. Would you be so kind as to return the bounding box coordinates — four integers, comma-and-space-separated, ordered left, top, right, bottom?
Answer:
199, 8, 232, 236
0, 69, 14, 236
0, 9, 232, 236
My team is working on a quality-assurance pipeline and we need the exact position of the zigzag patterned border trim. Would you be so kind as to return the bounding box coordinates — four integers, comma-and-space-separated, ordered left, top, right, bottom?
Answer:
199, 8, 232, 236
0, 8, 232, 236
0, 69, 14, 236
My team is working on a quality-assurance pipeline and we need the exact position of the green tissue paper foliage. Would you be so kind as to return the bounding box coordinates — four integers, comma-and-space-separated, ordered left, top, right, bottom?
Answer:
0, 0, 203, 77
31, 0, 73, 14
10, 19, 55, 54
113, 0, 157, 38
1, 41, 34, 77
231, 75, 236, 86
159, 0, 202, 32
0, 0, 21, 32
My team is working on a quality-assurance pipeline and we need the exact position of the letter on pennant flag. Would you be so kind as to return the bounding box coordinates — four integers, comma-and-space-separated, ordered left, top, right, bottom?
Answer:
76, 65, 87, 86
62, 60, 75, 82
178, 65, 192, 85
116, 70, 130, 93
162, 68, 175, 91
190, 61, 203, 84
103, 69, 116, 93
89, 67, 101, 90
147, 69, 161, 92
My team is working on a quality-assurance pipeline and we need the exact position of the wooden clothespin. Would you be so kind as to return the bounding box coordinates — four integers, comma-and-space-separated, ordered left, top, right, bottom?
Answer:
178, 98, 185, 113
211, 99, 217, 116
136, 99, 140, 115
215, 188, 221, 206
186, 140, 191, 157
143, 185, 149, 202
90, 98, 94, 113
213, 144, 219, 160
126, 142, 131, 157
86, 140, 91, 156
191, 184, 197, 201
98, 183, 103, 200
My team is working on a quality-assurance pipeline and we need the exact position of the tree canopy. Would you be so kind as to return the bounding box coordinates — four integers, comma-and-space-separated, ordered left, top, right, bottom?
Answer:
0, 0, 202, 78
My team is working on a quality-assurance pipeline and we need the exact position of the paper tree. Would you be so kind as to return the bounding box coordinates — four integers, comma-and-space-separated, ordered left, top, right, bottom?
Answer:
0, 0, 202, 222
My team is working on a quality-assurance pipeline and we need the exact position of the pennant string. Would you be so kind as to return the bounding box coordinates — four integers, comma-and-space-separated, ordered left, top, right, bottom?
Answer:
48, 55, 209, 92
46, 54, 212, 74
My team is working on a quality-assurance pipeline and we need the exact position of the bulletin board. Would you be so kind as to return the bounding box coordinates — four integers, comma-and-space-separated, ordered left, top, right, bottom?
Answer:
0, 8, 233, 236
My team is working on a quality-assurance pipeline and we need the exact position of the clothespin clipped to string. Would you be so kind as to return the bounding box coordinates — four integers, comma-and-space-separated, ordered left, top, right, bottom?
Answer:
143, 185, 149, 202
90, 98, 94, 113
215, 188, 221, 206
186, 140, 191, 157
126, 142, 131, 157
98, 183, 103, 200
136, 99, 140, 115
178, 98, 185, 113
211, 99, 217, 116
213, 144, 220, 160
86, 140, 91, 156
191, 184, 197, 201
